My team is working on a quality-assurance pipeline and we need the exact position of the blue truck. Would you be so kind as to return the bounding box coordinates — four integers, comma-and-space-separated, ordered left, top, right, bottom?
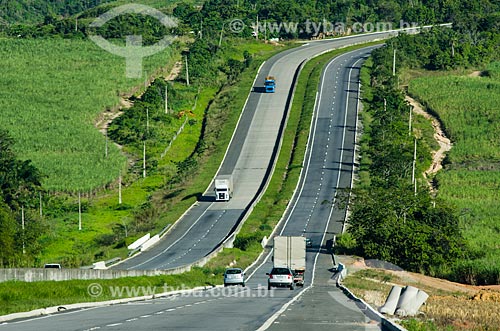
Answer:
265, 76, 276, 93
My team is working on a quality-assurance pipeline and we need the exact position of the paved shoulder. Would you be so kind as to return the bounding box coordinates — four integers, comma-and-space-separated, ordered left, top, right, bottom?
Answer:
265, 253, 381, 331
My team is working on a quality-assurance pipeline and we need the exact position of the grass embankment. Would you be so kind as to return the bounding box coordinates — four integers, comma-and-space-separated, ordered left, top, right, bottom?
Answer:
40, 40, 284, 265
409, 62, 500, 285
0, 41, 383, 316
0, 38, 175, 191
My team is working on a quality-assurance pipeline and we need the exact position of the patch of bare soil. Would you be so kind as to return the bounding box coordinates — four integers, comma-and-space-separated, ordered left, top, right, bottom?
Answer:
94, 61, 183, 144
468, 71, 482, 77
406, 95, 452, 185
166, 61, 182, 81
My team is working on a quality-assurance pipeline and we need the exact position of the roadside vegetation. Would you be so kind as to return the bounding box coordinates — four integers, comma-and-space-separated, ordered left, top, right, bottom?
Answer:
409, 62, 500, 286
0, 38, 174, 191
342, 264, 500, 331
0, 42, 381, 316
338, 48, 468, 276
335, 0, 500, 285
1, 0, 499, 324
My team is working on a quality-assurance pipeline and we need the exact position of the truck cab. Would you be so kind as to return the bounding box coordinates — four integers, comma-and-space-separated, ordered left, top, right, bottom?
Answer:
265, 76, 276, 93
214, 175, 233, 201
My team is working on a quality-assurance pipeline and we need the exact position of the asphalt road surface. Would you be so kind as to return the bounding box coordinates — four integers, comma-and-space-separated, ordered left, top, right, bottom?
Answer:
116, 31, 399, 271
1, 45, 381, 331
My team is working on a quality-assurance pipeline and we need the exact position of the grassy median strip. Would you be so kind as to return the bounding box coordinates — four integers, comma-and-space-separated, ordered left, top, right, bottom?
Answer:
0, 41, 383, 316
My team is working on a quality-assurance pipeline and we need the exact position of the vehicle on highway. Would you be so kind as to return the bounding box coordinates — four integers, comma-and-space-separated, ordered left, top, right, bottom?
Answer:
264, 75, 276, 93
267, 267, 294, 290
306, 238, 312, 248
214, 174, 233, 201
224, 268, 245, 287
44, 263, 61, 269
273, 236, 306, 286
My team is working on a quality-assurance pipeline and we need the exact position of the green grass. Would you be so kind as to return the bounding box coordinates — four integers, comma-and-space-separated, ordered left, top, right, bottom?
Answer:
37, 40, 284, 266
409, 62, 500, 284
0, 38, 177, 191
0, 267, 220, 315
409, 69, 500, 164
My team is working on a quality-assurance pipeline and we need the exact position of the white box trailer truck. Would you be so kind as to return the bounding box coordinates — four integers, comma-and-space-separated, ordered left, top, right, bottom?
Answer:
273, 236, 306, 286
214, 175, 233, 201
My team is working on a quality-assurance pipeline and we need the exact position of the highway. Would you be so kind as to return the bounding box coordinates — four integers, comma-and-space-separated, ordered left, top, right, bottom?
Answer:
116, 31, 397, 271
0, 45, 381, 331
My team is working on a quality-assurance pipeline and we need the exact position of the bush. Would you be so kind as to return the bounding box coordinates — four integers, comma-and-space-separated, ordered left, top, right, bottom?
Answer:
335, 233, 358, 255
233, 233, 262, 251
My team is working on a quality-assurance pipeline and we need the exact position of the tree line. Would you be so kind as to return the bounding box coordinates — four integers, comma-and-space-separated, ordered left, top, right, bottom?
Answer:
1, 0, 499, 41
337, 21, 499, 284
0, 130, 44, 266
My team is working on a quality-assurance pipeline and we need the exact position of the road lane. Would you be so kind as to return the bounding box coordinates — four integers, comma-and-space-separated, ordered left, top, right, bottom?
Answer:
0, 45, 381, 331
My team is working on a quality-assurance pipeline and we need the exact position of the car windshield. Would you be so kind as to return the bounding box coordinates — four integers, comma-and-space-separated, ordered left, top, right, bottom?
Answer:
271, 268, 291, 275
225, 269, 242, 274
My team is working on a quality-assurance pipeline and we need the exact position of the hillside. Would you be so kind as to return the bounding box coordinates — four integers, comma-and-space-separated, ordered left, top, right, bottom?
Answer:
0, 0, 111, 24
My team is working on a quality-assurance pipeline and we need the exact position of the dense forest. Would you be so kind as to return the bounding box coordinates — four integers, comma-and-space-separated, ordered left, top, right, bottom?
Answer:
1, 0, 499, 40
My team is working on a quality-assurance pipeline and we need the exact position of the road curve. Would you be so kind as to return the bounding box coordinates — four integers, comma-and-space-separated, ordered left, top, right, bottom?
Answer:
116, 31, 397, 271
0, 46, 380, 331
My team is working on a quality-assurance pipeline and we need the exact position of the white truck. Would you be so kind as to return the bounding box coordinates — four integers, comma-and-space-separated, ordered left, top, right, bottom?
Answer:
273, 236, 306, 286
214, 175, 233, 201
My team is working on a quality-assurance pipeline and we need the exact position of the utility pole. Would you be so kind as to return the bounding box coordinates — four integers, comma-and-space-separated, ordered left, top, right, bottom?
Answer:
22, 206, 25, 254
143, 141, 147, 178
256, 15, 259, 40
264, 19, 267, 42
384, 98, 387, 112
218, 25, 224, 48
165, 84, 168, 114
105, 130, 108, 158
118, 174, 122, 204
39, 192, 43, 218
409, 106, 412, 136
412, 138, 417, 194
185, 55, 190, 86
146, 107, 149, 134
392, 48, 396, 76
78, 192, 82, 230
75, 17, 78, 32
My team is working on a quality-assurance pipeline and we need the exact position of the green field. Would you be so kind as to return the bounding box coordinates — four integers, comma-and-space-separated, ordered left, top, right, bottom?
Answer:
409, 62, 500, 283
0, 38, 174, 191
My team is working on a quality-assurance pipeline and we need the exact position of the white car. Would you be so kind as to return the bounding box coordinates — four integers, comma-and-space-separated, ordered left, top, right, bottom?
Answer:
224, 268, 246, 287
267, 267, 294, 290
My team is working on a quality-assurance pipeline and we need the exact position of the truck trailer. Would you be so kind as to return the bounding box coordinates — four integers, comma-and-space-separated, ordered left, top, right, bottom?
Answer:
214, 175, 233, 201
273, 236, 306, 286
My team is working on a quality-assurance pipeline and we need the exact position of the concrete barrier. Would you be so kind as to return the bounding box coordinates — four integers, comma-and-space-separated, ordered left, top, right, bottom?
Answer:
127, 233, 150, 250
0, 268, 183, 283
92, 261, 107, 270
140, 234, 159, 251
405, 289, 429, 316
380, 285, 403, 315
395, 286, 419, 317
